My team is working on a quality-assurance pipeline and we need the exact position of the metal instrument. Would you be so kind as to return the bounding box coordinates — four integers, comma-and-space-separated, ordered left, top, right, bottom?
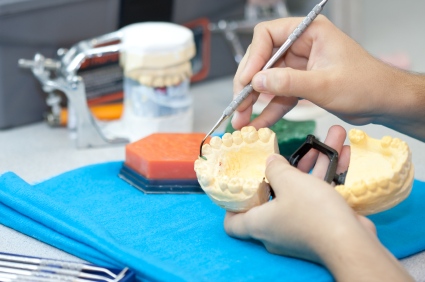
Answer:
199, 0, 328, 158
0, 253, 131, 282
19, 31, 129, 149
209, 0, 289, 64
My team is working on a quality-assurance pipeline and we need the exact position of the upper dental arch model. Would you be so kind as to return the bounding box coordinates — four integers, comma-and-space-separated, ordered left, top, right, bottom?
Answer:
194, 126, 277, 212
194, 127, 414, 215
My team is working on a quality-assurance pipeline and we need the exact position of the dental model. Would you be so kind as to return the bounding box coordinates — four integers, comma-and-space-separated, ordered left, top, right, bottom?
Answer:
335, 129, 414, 215
195, 127, 414, 215
194, 126, 278, 212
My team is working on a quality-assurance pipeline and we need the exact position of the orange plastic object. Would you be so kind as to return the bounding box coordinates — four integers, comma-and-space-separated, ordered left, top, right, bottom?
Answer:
125, 133, 208, 180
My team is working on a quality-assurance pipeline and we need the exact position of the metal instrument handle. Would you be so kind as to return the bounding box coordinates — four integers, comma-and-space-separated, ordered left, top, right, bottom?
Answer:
223, 0, 327, 119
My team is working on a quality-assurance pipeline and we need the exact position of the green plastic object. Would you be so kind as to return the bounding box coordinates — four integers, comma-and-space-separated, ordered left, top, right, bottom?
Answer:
225, 114, 316, 159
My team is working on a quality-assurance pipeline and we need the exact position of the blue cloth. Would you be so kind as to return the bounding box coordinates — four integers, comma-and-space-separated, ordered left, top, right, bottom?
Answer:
0, 161, 425, 282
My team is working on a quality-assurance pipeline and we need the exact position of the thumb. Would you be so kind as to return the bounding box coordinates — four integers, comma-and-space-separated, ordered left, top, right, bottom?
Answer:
252, 68, 327, 100
266, 154, 303, 198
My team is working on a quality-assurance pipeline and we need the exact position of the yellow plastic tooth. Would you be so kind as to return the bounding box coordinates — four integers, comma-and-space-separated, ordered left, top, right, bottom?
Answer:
377, 176, 390, 190
171, 75, 180, 85
351, 180, 367, 197
406, 160, 411, 171
199, 174, 214, 187
219, 176, 229, 191
349, 129, 366, 144
222, 133, 233, 147
392, 172, 401, 185
366, 178, 378, 192
240, 126, 255, 134
153, 77, 164, 88
380, 136, 392, 148
241, 126, 259, 144
194, 159, 203, 170
201, 144, 212, 155
258, 128, 272, 143
391, 138, 401, 148
243, 179, 259, 195
210, 136, 222, 149
139, 75, 153, 86
232, 131, 243, 145
228, 178, 243, 194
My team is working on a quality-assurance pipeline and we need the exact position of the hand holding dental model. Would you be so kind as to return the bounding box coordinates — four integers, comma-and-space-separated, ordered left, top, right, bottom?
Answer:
216, 14, 425, 281
222, 126, 414, 281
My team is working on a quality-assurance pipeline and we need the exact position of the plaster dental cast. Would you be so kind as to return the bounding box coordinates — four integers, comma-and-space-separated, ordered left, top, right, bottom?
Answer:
228, 15, 425, 281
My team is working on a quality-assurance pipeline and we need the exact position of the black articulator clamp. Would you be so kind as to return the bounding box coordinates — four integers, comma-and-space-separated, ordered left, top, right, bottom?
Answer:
289, 135, 347, 185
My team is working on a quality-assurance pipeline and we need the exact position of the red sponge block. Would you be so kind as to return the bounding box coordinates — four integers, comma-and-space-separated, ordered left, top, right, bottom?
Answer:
125, 133, 207, 180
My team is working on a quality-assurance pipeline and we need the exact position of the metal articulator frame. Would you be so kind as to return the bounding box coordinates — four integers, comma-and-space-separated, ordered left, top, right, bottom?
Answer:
20, 31, 129, 148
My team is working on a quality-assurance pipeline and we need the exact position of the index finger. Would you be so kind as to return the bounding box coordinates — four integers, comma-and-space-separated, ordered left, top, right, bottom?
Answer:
239, 17, 317, 84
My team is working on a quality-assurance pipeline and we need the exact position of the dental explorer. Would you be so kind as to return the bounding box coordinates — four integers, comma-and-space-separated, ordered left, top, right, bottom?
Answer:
199, 0, 328, 158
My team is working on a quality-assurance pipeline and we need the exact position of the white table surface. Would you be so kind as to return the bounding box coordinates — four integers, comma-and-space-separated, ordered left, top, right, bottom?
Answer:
1, 76, 425, 281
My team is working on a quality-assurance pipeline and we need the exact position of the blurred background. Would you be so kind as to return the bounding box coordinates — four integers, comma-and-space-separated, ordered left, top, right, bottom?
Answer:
1, 0, 425, 130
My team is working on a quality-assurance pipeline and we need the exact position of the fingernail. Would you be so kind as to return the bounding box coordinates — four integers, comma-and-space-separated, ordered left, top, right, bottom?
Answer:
231, 111, 240, 126
252, 73, 266, 91
266, 153, 281, 165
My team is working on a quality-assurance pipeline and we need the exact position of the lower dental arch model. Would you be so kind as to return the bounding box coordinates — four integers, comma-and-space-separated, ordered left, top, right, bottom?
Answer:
194, 126, 414, 215
335, 129, 414, 215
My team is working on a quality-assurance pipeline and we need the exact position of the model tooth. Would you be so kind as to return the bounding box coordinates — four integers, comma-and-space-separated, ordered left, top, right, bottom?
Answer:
240, 126, 256, 134
228, 178, 243, 193
406, 160, 411, 171
366, 178, 378, 192
243, 179, 260, 195
199, 174, 214, 187
171, 75, 180, 85
222, 133, 233, 147
351, 181, 367, 197
391, 138, 401, 148
194, 159, 203, 170
377, 177, 389, 190
392, 172, 401, 184
258, 128, 272, 142
232, 131, 243, 145
348, 129, 365, 144
139, 75, 153, 86
399, 163, 407, 176
241, 126, 258, 144
210, 136, 222, 149
380, 136, 392, 148
201, 144, 212, 155
219, 176, 229, 191
152, 77, 164, 88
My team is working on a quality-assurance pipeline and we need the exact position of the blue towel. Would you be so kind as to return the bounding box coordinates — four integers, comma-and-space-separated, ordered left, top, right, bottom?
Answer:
1, 161, 425, 282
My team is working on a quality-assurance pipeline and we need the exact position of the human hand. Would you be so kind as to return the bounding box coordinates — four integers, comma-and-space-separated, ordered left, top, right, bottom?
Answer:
232, 16, 413, 132
224, 125, 375, 262
224, 125, 413, 281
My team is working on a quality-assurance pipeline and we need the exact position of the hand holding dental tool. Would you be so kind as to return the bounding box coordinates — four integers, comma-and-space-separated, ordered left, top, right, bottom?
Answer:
199, 0, 329, 158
